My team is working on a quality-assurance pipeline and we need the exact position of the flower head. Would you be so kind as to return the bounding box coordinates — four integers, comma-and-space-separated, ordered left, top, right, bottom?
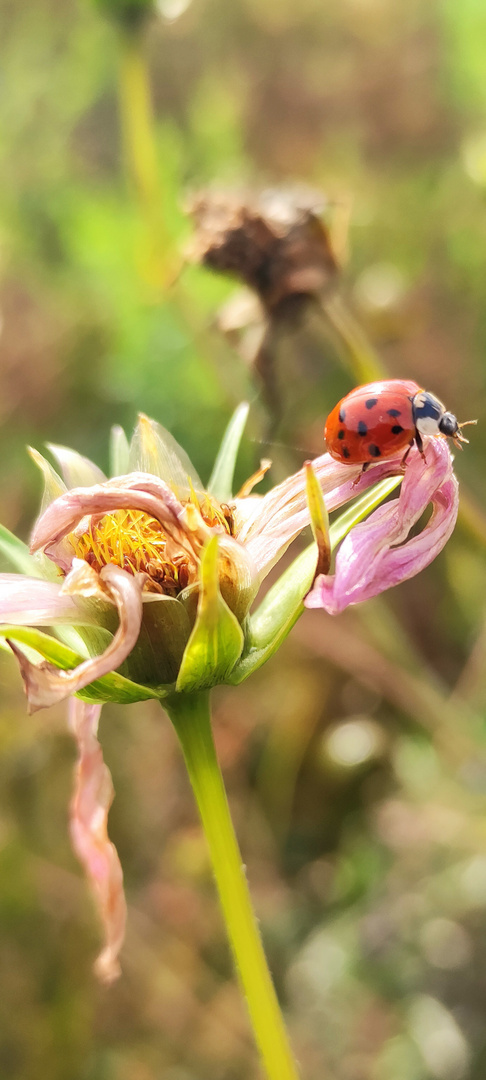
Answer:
1, 409, 407, 712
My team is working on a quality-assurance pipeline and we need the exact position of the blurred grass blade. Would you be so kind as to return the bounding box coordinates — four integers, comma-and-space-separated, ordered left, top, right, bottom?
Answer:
207, 402, 250, 501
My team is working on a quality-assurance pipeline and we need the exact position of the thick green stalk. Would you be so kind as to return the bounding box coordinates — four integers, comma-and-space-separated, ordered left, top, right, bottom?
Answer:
166, 691, 301, 1080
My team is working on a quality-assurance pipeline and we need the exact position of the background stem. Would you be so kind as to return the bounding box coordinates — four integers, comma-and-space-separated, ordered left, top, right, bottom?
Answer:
166, 691, 301, 1080
118, 29, 172, 288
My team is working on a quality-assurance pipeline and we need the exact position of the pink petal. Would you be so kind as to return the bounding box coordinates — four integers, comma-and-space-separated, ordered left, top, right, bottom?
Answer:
68, 697, 127, 984
306, 440, 458, 614
0, 574, 99, 625
236, 452, 402, 577
30, 474, 188, 556
10, 564, 144, 712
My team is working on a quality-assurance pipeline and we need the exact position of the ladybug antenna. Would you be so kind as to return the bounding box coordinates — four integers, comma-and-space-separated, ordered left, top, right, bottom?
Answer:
453, 418, 478, 449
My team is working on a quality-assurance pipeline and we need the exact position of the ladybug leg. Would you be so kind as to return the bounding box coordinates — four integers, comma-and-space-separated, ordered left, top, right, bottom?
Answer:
400, 443, 413, 470
400, 435, 427, 472
414, 431, 427, 463
352, 462, 371, 487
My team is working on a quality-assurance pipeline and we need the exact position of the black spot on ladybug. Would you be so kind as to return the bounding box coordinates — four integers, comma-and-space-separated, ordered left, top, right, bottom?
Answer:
387, 408, 401, 418
339, 406, 346, 422
391, 424, 404, 435
365, 398, 378, 409
357, 420, 368, 436
368, 443, 381, 457
342, 446, 351, 459
338, 429, 345, 440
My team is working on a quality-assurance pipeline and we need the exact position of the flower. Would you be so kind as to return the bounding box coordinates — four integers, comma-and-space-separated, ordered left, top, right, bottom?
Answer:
0, 409, 460, 981
0, 409, 404, 713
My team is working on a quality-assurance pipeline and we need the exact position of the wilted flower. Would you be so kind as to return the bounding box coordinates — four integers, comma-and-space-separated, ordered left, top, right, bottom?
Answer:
0, 408, 460, 981
1, 409, 406, 712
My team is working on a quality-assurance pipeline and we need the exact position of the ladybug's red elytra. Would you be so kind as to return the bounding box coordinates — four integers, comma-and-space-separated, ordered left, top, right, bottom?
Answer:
325, 380, 476, 471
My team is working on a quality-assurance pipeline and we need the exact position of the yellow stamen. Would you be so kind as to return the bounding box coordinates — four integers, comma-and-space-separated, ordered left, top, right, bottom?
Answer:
71, 499, 234, 598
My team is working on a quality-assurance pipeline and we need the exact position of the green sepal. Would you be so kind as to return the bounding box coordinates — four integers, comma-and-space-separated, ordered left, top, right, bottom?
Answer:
176, 537, 244, 693
207, 403, 250, 502
0, 625, 163, 704
229, 475, 402, 684
305, 461, 331, 577
109, 425, 130, 478
28, 447, 66, 512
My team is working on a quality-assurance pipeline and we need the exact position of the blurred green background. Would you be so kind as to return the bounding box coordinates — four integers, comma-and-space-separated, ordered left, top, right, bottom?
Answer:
1, 0, 486, 1077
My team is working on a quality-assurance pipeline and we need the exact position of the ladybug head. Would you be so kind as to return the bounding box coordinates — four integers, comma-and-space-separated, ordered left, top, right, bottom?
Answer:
438, 411, 459, 438
439, 411, 477, 448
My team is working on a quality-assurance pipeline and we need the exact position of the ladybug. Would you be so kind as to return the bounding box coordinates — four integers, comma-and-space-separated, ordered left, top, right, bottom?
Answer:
325, 379, 475, 472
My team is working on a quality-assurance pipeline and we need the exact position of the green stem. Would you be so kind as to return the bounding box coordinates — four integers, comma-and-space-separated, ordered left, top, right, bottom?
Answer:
117, 29, 173, 287
166, 691, 301, 1080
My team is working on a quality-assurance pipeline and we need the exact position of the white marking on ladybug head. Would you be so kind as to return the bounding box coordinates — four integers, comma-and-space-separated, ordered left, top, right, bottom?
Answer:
412, 391, 445, 437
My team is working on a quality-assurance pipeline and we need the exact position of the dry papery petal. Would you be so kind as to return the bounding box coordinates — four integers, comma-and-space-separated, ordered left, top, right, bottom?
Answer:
235, 451, 403, 578
0, 574, 101, 625
306, 440, 458, 614
68, 697, 126, 984
10, 564, 144, 712
30, 475, 191, 555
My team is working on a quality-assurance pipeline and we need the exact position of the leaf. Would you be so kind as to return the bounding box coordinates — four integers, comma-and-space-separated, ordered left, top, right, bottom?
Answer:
207, 402, 250, 501
0, 524, 42, 576
176, 537, 244, 693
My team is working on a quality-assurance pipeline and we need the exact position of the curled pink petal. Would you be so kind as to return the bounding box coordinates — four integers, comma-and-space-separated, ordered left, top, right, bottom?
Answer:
30, 474, 190, 557
235, 452, 402, 577
68, 697, 126, 984
0, 574, 100, 625
306, 440, 458, 615
11, 564, 144, 712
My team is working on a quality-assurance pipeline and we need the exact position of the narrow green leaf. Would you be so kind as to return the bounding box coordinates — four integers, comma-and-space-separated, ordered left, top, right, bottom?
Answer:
176, 537, 244, 693
229, 475, 402, 684
0, 625, 163, 704
0, 524, 42, 576
207, 402, 250, 501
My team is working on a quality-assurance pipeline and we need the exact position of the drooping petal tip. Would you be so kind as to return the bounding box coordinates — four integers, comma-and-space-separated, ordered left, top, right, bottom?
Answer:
8, 565, 145, 712
68, 698, 126, 984
305, 440, 458, 615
